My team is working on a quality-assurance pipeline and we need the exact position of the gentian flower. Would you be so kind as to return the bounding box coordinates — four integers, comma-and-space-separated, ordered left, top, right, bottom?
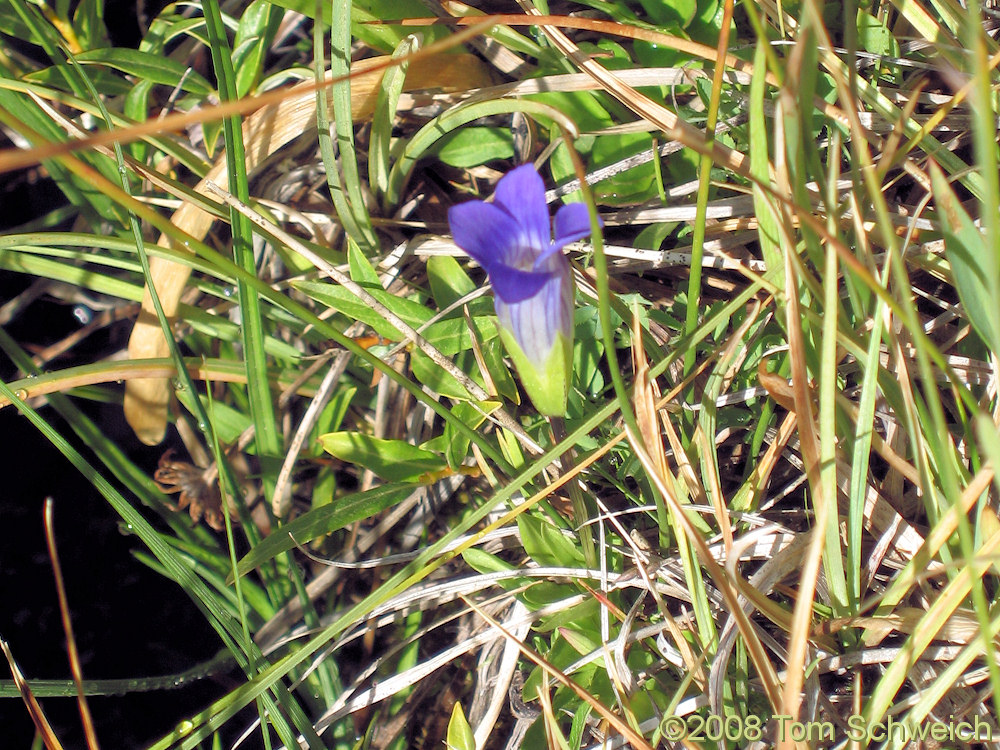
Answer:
448, 164, 599, 416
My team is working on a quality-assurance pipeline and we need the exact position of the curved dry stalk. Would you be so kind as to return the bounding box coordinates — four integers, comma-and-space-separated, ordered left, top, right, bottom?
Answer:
0, 358, 318, 411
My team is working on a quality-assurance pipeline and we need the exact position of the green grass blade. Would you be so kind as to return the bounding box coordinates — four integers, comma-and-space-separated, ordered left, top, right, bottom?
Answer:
369, 35, 416, 204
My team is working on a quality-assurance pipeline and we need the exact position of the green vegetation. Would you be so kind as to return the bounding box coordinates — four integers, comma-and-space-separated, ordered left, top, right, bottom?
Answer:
1, 0, 999, 747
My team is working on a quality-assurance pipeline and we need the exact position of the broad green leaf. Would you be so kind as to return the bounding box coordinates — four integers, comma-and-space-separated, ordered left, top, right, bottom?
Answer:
354, 0, 449, 49
689, 0, 729, 41
231, 484, 414, 579
930, 162, 1000, 356
0, 6, 36, 44
569, 705, 595, 750
557, 624, 600, 655
581, 39, 635, 71
142, 14, 209, 51
433, 127, 514, 168
589, 133, 658, 205
348, 238, 381, 285
573, 307, 606, 398
124, 78, 155, 162
446, 703, 475, 750
311, 467, 336, 510
293, 279, 433, 340
73, 0, 110, 50
386, 98, 580, 208
479, 334, 519, 402
310, 386, 357, 455
264, 0, 446, 49
633, 37, 687, 68
72, 48, 214, 94
443, 2, 543, 55
856, 9, 901, 82
231, 0, 282, 97
427, 254, 476, 309
527, 91, 613, 134
319, 432, 446, 482
443, 400, 501, 469
421, 317, 498, 356
857, 9, 900, 59
637, 0, 697, 28
175, 391, 254, 446
24, 65, 132, 95
410, 348, 481, 400
517, 513, 587, 569
462, 547, 515, 575
410, 329, 514, 400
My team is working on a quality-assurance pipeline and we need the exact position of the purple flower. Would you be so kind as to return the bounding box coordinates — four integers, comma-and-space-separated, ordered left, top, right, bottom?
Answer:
448, 164, 599, 415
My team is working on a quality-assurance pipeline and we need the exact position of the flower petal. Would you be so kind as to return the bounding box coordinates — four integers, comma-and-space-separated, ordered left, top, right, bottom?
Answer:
494, 253, 573, 369
448, 200, 522, 270
493, 164, 550, 261
532, 203, 598, 269
553, 202, 597, 247
488, 263, 553, 304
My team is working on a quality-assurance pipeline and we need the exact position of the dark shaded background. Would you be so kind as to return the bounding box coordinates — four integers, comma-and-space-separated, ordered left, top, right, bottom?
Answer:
0, 401, 224, 748
1, 2, 233, 746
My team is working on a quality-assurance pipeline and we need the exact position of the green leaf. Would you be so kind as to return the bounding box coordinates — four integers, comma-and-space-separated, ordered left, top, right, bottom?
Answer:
462, 547, 515, 575
24, 65, 132, 96
231, 484, 414, 580
856, 9, 900, 58
73, 0, 110, 50
268, 0, 447, 50
930, 162, 1000, 356
427, 255, 476, 310
348, 238, 381, 285
319, 432, 446, 482
293, 279, 433, 340
311, 386, 357, 455
421, 317, 498, 356
174, 391, 253, 446
446, 702, 475, 750
443, 400, 501, 469
232, 0, 282, 97
0, 90, 122, 221
573, 307, 605, 398
527, 91, 613, 135
749, 39, 784, 288
323, 0, 377, 250
518, 513, 587, 569
479, 336, 520, 402
433, 127, 514, 168
591, 133, 659, 205
410, 348, 480, 400
73, 48, 214, 94
557, 624, 600, 655
353, 0, 449, 49
637, 0, 697, 28
0, 5, 36, 44
370, 35, 416, 201
386, 98, 594, 208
